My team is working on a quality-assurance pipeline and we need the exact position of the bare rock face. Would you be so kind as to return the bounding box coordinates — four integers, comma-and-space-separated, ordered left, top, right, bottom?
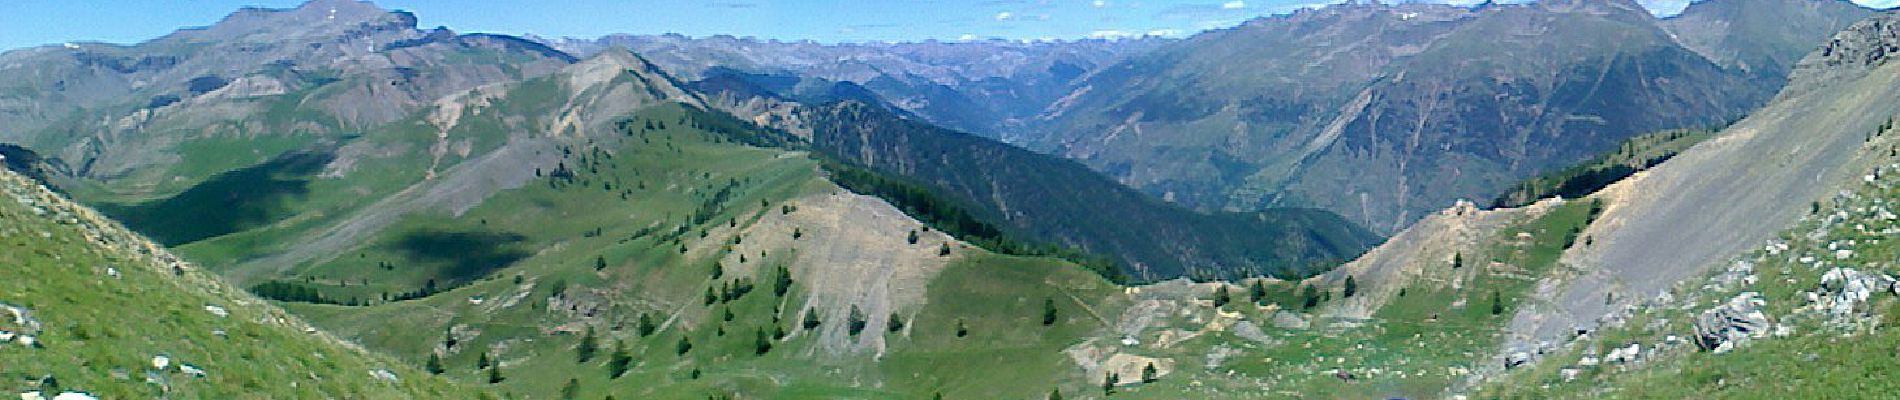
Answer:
1693, 292, 1770, 353
1782, 14, 1900, 100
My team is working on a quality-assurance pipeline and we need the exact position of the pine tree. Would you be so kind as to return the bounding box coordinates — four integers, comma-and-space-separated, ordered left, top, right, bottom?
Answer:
577, 326, 599, 363
955, 319, 969, 337
1048, 388, 1063, 400
1343, 276, 1358, 298
704, 287, 718, 305
637, 313, 657, 337
1491, 290, 1505, 315
888, 313, 906, 333
710, 262, 723, 279
1103, 373, 1118, 396
802, 308, 821, 330
1042, 297, 1059, 326
487, 364, 504, 384
595, 255, 608, 271
560, 377, 580, 400
425, 353, 445, 375
848, 305, 867, 336
907, 229, 920, 244
676, 336, 693, 356
774, 265, 794, 297
608, 340, 632, 379
1453, 252, 1463, 269
754, 328, 773, 355
1301, 284, 1320, 310
938, 242, 951, 256
1141, 362, 1158, 383
1212, 285, 1231, 308
478, 352, 491, 370
1249, 279, 1267, 305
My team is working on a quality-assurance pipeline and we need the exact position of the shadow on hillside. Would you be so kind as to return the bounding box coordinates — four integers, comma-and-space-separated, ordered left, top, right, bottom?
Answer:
392, 229, 531, 284
108, 150, 333, 246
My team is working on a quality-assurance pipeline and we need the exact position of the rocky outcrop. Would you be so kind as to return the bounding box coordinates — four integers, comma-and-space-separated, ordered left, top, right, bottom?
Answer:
1692, 292, 1771, 353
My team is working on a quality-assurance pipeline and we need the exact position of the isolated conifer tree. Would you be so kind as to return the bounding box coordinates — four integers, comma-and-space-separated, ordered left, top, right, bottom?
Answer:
425, 353, 445, 375
559, 377, 580, 400
1142, 362, 1158, 383
487, 364, 504, 384
1343, 276, 1358, 298
1042, 297, 1059, 326
1249, 279, 1267, 305
803, 308, 821, 330
608, 340, 632, 379
577, 326, 599, 363
1212, 285, 1231, 308
848, 305, 868, 336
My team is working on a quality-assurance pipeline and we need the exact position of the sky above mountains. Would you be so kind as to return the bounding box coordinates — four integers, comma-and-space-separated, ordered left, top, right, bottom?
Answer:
2, 0, 1896, 51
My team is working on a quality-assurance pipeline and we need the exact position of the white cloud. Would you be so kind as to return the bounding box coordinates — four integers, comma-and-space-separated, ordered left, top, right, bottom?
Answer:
1089, 29, 1134, 39
1221, 0, 1247, 9
1092, 0, 1108, 7
995, 11, 1014, 21
1147, 29, 1181, 37
958, 33, 978, 41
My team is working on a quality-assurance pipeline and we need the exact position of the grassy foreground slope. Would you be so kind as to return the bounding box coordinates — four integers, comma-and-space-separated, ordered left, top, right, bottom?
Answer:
0, 169, 473, 398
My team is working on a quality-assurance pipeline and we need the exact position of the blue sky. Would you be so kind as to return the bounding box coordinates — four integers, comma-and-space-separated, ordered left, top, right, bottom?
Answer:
2, 0, 1896, 51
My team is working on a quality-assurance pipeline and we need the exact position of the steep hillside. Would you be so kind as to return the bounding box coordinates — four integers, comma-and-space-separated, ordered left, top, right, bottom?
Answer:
1030, 0, 1785, 233
797, 101, 1379, 281
542, 34, 1166, 139
0, 0, 572, 202
0, 167, 472, 398
1508, 11, 1900, 351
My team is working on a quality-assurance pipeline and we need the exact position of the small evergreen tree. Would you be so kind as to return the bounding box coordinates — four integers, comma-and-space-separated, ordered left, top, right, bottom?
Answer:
676, 336, 693, 356
774, 265, 794, 297
1453, 252, 1463, 269
637, 313, 657, 337
888, 313, 906, 333
1049, 388, 1063, 400
560, 378, 580, 400
1042, 297, 1059, 326
425, 353, 445, 375
487, 364, 504, 384
704, 287, 718, 305
595, 255, 608, 271
1343, 276, 1358, 298
938, 242, 951, 256
478, 352, 491, 370
1103, 373, 1118, 396
848, 305, 867, 336
577, 326, 599, 363
754, 328, 773, 355
1301, 284, 1320, 310
1212, 285, 1231, 308
907, 229, 920, 244
802, 308, 821, 330
710, 262, 723, 279
608, 340, 632, 379
1141, 362, 1158, 383
1249, 279, 1268, 305
955, 319, 969, 337
1491, 290, 1505, 315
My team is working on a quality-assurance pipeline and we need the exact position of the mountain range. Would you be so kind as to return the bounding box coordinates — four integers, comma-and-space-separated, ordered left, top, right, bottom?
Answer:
8, 0, 1900, 398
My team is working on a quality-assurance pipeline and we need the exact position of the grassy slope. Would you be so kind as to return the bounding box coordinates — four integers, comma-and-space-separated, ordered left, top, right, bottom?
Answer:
0, 171, 475, 398
1091, 200, 1598, 399
237, 103, 1128, 399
